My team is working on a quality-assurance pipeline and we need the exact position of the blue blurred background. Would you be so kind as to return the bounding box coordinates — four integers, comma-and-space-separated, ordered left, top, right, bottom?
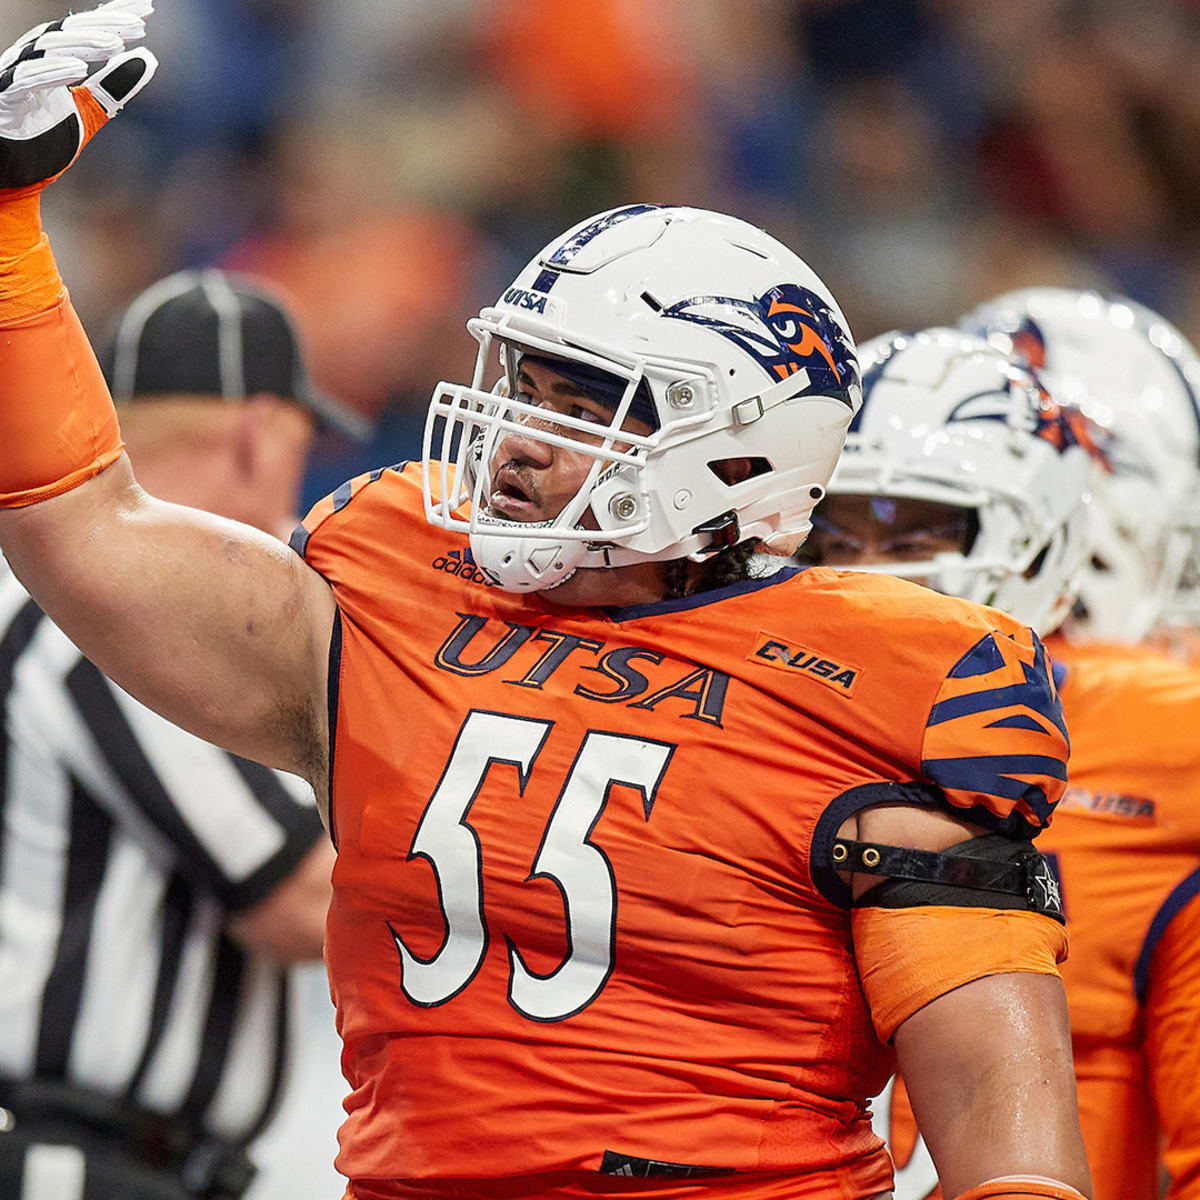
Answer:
29, 0, 1200, 514
17, 1, 1200, 1194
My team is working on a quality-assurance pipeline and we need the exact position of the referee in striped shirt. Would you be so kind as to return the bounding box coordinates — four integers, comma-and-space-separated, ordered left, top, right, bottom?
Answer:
0, 271, 363, 1200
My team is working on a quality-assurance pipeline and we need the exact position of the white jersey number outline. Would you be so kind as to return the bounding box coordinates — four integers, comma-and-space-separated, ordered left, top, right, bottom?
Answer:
390, 709, 675, 1022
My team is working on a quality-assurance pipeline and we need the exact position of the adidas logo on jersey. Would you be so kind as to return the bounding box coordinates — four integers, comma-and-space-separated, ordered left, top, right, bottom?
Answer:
748, 631, 861, 694
431, 548, 495, 586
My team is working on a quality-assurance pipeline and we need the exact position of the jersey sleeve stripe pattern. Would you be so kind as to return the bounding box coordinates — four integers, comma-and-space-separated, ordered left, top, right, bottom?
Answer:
921, 630, 1069, 835
926, 636, 1069, 739
290, 463, 404, 562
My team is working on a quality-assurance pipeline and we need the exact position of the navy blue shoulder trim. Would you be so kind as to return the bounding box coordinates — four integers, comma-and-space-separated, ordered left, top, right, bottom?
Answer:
290, 462, 408, 561
325, 608, 343, 850
1134, 865, 1200, 1001
603, 566, 808, 623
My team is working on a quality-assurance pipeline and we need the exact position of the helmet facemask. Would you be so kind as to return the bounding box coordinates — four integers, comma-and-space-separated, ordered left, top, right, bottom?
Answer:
818, 329, 1094, 635
424, 308, 854, 592
816, 452, 1086, 635
424, 312, 714, 591
422, 206, 861, 594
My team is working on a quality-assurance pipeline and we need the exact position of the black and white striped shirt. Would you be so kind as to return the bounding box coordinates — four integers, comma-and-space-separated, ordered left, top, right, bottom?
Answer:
0, 571, 323, 1144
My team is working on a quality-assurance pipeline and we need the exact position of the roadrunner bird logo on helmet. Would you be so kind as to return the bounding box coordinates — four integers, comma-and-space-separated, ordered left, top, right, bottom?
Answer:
661, 283, 857, 394
421, 205, 860, 593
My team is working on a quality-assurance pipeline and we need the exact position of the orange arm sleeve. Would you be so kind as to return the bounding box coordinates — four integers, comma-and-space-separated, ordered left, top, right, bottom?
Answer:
852, 905, 1068, 1042
1144, 888, 1200, 1200
0, 91, 124, 508
0, 297, 124, 506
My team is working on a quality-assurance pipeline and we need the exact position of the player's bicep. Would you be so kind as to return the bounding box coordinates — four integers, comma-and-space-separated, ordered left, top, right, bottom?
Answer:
896, 971, 1090, 1198
841, 800, 1067, 1040
0, 455, 336, 782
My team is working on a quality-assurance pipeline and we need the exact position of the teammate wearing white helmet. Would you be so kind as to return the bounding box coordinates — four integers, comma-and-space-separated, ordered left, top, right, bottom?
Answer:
808, 319, 1200, 1200
961, 287, 1200, 646
0, 7, 1090, 1200
802, 327, 1094, 636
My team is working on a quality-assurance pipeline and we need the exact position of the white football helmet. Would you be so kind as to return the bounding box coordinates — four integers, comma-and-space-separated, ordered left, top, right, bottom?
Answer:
962, 287, 1200, 641
422, 204, 860, 592
817, 328, 1093, 635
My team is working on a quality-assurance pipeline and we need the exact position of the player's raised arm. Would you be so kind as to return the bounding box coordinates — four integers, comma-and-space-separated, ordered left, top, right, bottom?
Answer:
0, 3, 337, 789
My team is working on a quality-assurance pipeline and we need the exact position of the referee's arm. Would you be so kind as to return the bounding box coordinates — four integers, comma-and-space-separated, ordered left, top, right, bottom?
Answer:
230, 842, 332, 962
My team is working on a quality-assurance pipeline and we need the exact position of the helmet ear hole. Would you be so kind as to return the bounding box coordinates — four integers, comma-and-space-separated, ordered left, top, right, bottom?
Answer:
708, 456, 773, 486
1024, 544, 1051, 580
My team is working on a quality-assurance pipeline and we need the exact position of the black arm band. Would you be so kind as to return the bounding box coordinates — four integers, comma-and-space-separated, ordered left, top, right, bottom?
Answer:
835, 833, 1064, 923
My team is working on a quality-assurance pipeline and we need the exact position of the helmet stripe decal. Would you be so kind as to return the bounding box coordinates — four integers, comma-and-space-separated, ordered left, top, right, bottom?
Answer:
850, 333, 912, 432
531, 204, 664, 294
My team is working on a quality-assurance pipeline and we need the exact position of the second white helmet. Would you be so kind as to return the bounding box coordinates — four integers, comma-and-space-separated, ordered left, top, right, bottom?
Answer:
816, 328, 1093, 635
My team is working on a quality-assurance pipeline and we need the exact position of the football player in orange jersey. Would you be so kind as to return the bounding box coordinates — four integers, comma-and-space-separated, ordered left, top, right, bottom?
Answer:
966, 289, 1200, 1200
0, 8, 1091, 1200
809, 315, 1200, 1200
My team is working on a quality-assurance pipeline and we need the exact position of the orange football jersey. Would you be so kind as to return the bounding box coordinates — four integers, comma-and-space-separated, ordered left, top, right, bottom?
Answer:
292, 464, 1069, 1200
882, 637, 1200, 1200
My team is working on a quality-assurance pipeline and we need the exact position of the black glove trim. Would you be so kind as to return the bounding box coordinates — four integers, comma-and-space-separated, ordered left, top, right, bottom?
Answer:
0, 111, 80, 189
92, 54, 149, 105
0, 20, 66, 93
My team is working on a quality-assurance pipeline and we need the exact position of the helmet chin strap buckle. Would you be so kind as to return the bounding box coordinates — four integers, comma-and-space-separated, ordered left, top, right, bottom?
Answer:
692, 510, 740, 554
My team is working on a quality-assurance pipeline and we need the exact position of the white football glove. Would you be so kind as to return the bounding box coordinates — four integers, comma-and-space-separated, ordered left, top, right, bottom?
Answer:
0, 0, 158, 191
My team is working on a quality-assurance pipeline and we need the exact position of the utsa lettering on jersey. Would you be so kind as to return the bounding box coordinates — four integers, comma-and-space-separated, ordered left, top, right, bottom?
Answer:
296, 464, 1071, 1197
0, 19, 1091, 1199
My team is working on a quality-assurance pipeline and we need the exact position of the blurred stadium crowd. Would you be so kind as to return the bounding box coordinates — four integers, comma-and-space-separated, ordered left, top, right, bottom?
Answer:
3, 4, 1199, 1199
21, 0, 1200, 506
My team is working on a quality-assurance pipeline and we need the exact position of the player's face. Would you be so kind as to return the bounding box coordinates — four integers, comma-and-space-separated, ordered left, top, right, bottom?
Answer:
803, 494, 975, 567
485, 359, 653, 525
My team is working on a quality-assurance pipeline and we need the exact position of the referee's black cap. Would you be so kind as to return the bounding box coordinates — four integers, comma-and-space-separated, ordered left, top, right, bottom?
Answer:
100, 269, 372, 442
